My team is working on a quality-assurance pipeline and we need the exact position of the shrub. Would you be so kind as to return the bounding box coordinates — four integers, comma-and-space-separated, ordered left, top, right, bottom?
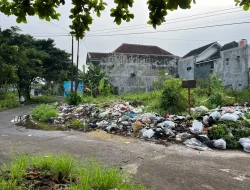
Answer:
31, 104, 59, 121
65, 92, 82, 105
71, 119, 85, 128
208, 121, 250, 149
160, 78, 193, 114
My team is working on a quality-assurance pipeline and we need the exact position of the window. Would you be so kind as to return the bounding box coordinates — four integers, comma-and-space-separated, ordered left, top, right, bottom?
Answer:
211, 62, 214, 69
236, 56, 240, 63
226, 58, 229, 65
187, 67, 192, 71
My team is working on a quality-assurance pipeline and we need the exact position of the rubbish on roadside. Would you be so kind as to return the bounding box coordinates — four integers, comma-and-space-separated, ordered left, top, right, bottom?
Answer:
142, 129, 155, 138
157, 121, 175, 129
214, 139, 227, 149
194, 134, 214, 148
239, 138, 250, 153
210, 111, 221, 120
195, 106, 209, 112
221, 113, 239, 122
183, 138, 211, 151
132, 121, 144, 132
190, 120, 203, 134
176, 133, 191, 142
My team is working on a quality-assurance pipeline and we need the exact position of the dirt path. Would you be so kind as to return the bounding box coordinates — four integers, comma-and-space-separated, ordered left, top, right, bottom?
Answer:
0, 105, 250, 190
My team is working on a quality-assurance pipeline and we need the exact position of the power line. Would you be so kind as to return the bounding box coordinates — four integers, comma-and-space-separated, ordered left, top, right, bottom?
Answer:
88, 10, 247, 36
48, 22, 70, 33
86, 21, 250, 37
89, 7, 242, 34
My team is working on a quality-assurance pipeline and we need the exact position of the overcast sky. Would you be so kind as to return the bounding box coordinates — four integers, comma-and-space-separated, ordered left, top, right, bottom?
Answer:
1, 0, 250, 69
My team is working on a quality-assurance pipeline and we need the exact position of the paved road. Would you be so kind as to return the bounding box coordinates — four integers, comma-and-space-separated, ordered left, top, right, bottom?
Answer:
0, 105, 250, 190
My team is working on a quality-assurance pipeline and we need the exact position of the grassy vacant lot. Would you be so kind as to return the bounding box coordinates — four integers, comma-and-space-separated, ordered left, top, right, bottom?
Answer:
0, 154, 148, 190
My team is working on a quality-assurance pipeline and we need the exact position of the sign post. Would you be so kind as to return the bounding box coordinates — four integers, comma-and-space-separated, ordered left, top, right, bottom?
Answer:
182, 80, 196, 114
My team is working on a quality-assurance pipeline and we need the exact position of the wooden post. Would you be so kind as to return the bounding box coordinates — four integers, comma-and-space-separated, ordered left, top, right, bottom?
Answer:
182, 80, 196, 114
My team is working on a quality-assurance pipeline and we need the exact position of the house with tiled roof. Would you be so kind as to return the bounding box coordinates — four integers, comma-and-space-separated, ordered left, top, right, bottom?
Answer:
178, 39, 249, 90
86, 43, 178, 94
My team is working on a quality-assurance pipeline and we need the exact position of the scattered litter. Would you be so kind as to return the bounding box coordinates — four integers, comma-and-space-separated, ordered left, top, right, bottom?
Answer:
233, 175, 246, 181
16, 101, 250, 152
28, 135, 32, 137
184, 138, 212, 151
190, 120, 203, 134
239, 138, 250, 153
214, 139, 226, 150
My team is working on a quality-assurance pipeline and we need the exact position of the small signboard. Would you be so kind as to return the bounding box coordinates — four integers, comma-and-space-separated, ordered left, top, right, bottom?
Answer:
182, 80, 196, 114
182, 80, 196, 88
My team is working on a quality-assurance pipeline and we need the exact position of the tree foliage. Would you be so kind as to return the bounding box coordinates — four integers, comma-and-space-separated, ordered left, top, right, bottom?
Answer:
0, 26, 72, 99
80, 63, 111, 97
0, 0, 248, 40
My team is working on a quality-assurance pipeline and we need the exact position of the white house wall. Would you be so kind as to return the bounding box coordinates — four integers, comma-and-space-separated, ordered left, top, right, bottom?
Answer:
178, 56, 194, 80
196, 46, 219, 62
217, 46, 249, 90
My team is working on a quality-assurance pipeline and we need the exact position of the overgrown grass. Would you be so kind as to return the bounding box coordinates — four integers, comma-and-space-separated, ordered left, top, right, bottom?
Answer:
31, 104, 59, 121
0, 154, 149, 190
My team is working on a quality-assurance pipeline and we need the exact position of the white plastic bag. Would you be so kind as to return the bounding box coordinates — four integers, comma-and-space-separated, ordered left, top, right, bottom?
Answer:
209, 111, 221, 120
214, 139, 226, 149
195, 106, 208, 112
239, 138, 250, 153
190, 120, 203, 134
221, 113, 239, 122
142, 129, 155, 138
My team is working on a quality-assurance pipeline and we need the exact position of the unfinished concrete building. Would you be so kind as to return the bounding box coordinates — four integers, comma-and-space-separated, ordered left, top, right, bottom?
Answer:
178, 40, 250, 90
86, 44, 179, 94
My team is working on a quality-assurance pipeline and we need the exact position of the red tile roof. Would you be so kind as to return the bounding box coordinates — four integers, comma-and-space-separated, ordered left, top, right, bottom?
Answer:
113, 43, 173, 56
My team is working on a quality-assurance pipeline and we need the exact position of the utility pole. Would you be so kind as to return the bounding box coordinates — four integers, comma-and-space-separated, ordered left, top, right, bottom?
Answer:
75, 40, 80, 92
71, 35, 74, 92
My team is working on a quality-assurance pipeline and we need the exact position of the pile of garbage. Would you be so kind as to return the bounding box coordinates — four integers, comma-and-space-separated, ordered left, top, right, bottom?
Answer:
52, 102, 250, 153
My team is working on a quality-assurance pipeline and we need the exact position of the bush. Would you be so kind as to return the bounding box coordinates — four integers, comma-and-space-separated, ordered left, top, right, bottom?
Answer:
31, 104, 59, 121
65, 92, 82, 105
0, 92, 19, 110
208, 120, 250, 149
160, 78, 193, 114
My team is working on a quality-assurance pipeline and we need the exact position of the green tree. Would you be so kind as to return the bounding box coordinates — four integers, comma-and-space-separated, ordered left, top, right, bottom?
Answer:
0, 26, 72, 98
80, 63, 109, 97
0, 0, 248, 40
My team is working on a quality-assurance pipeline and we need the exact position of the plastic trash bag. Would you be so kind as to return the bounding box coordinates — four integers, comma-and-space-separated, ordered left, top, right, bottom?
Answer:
139, 128, 147, 136
190, 120, 203, 134
142, 129, 155, 138
157, 121, 175, 129
164, 128, 175, 137
195, 106, 209, 112
98, 111, 110, 118
132, 121, 144, 132
221, 113, 239, 122
239, 138, 250, 153
214, 139, 226, 150
176, 133, 191, 142
210, 111, 221, 120
184, 138, 211, 151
